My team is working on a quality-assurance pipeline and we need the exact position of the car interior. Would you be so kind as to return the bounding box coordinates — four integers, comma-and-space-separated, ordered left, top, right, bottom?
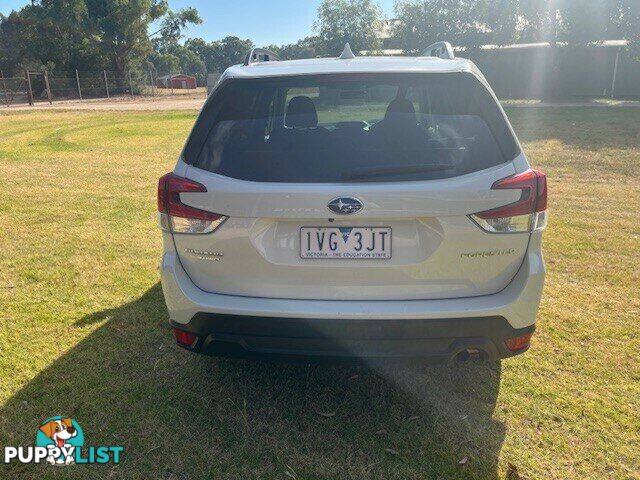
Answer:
193, 77, 516, 183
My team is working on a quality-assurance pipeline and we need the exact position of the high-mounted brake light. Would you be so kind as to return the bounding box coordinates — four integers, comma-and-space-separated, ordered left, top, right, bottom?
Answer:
470, 169, 548, 233
157, 173, 227, 234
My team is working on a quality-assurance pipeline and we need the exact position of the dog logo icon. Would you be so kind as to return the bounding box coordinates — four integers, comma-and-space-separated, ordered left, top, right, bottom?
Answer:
36, 416, 84, 465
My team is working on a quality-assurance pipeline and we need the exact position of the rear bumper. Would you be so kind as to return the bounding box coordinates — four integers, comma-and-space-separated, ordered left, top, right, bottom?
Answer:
171, 314, 534, 362
160, 233, 544, 361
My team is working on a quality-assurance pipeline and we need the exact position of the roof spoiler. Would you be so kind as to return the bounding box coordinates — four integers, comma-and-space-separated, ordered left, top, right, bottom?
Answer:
243, 48, 280, 66
423, 41, 455, 60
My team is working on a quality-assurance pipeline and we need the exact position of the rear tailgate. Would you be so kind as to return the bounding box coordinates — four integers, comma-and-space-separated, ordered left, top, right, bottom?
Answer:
171, 162, 529, 301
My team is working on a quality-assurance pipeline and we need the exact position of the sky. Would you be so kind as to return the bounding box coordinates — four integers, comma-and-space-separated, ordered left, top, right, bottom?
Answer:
0, 0, 397, 46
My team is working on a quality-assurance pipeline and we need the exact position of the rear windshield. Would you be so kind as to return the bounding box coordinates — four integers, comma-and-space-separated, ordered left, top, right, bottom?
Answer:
184, 73, 520, 183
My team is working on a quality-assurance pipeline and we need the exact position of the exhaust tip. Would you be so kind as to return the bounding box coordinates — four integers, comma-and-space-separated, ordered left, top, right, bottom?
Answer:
454, 348, 483, 363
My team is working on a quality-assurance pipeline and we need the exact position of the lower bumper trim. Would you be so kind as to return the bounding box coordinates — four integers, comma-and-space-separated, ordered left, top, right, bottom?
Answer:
171, 314, 535, 362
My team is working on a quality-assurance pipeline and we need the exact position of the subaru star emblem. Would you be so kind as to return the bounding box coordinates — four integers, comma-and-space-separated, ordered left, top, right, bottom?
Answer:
327, 197, 363, 215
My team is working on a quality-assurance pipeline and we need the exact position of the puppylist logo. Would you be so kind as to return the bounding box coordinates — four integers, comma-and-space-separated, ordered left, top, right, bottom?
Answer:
3, 416, 124, 466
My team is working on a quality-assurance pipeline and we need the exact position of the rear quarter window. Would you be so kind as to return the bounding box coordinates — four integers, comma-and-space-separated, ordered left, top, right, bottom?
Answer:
184, 73, 520, 183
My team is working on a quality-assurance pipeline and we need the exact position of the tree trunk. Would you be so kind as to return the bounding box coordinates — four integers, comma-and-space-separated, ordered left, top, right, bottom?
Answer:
113, 50, 128, 90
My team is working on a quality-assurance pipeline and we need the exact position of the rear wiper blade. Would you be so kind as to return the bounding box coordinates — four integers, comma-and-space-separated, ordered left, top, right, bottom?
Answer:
344, 163, 453, 181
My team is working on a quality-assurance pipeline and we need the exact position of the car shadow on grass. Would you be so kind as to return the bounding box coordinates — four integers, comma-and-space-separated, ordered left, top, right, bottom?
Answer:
1, 283, 505, 479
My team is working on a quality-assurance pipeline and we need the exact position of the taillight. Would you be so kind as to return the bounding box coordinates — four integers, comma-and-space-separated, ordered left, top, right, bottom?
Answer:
157, 173, 227, 234
470, 169, 548, 233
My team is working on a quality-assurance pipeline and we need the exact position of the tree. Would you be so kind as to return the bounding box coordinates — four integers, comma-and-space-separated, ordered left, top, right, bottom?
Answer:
0, 0, 194, 81
150, 52, 180, 75
175, 47, 206, 82
0, 4, 102, 75
185, 36, 253, 73
216, 36, 254, 69
516, 0, 561, 44
393, 0, 519, 54
75, 0, 170, 80
266, 36, 321, 60
618, 0, 640, 59
315, 0, 382, 56
151, 7, 202, 51
184, 37, 213, 65
516, 0, 639, 47
149, 44, 205, 82
559, 1, 611, 44
148, 6, 203, 80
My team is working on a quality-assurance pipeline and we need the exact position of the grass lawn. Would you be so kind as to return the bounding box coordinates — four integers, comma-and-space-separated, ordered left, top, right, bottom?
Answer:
0, 107, 638, 479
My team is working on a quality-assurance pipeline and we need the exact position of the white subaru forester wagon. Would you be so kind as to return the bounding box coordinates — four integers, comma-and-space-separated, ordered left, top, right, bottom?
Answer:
159, 43, 547, 363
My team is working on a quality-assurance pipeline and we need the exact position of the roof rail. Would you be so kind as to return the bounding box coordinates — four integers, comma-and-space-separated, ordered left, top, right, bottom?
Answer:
423, 41, 455, 60
243, 48, 280, 66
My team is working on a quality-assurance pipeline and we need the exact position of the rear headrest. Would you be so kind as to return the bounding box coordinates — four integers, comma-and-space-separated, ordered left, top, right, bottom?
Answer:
285, 96, 318, 128
384, 97, 417, 123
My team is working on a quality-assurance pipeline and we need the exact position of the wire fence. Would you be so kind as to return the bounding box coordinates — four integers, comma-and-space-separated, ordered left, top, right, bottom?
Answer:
0, 69, 208, 107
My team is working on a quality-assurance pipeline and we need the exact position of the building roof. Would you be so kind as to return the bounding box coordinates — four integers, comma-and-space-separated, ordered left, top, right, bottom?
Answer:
157, 74, 196, 81
480, 39, 629, 51
363, 39, 630, 56
224, 55, 476, 80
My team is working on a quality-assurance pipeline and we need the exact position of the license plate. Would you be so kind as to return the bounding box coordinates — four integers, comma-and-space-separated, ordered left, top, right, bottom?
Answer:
300, 227, 392, 259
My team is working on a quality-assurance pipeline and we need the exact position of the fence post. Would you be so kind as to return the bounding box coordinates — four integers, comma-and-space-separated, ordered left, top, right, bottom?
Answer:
128, 71, 134, 98
43, 69, 52, 104
610, 49, 620, 100
25, 71, 34, 106
0, 70, 7, 107
170, 74, 174, 95
75, 69, 83, 100
103, 70, 110, 98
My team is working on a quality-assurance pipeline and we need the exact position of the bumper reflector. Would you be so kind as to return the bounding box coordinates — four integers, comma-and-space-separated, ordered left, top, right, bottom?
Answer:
173, 328, 198, 348
504, 333, 533, 352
